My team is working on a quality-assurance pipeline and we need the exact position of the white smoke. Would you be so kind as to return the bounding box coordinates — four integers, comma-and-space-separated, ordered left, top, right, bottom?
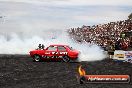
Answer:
73, 43, 107, 61
62, 37, 107, 61
0, 30, 107, 61
0, 1, 107, 61
0, 33, 44, 54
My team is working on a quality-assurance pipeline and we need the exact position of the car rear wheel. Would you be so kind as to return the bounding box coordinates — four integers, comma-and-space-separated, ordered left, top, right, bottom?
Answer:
33, 55, 41, 62
62, 55, 70, 62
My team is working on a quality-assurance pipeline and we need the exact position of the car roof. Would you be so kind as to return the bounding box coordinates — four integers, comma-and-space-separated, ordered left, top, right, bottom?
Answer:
49, 44, 69, 47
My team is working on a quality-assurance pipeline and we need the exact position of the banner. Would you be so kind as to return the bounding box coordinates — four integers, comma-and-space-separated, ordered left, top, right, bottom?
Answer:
113, 50, 132, 62
125, 51, 132, 62
113, 50, 125, 60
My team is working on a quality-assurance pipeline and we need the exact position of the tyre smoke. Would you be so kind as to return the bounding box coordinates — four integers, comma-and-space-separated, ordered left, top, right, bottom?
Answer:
0, 31, 107, 61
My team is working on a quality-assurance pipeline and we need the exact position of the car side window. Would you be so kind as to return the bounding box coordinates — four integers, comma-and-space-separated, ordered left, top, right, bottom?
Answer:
58, 46, 66, 51
47, 46, 57, 51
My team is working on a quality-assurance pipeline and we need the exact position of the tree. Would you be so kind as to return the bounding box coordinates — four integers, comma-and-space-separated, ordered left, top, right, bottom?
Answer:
128, 13, 132, 20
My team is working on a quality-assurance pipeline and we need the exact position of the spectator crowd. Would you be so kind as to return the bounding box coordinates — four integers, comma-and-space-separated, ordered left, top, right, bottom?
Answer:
68, 19, 132, 51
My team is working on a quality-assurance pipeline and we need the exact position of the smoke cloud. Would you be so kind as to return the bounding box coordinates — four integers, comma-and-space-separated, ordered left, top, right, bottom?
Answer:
0, 1, 108, 61
0, 30, 107, 61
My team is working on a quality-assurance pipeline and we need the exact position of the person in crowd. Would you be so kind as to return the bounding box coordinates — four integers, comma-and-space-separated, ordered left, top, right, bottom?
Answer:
68, 19, 132, 51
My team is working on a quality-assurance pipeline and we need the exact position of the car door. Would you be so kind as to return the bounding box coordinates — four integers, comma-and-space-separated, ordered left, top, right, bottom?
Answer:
58, 46, 68, 58
45, 46, 58, 59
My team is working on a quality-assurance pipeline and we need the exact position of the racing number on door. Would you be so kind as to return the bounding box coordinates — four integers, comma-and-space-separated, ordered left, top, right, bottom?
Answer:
59, 52, 67, 55
46, 46, 58, 58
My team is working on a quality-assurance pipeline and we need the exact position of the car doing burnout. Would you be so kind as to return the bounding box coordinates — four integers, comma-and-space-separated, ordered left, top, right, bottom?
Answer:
29, 44, 80, 62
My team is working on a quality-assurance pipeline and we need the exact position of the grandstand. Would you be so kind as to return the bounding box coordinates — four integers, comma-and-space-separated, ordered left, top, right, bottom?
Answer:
68, 18, 132, 51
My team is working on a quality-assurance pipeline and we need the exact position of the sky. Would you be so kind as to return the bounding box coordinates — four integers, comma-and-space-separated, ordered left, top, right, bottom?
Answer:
0, 0, 131, 54
0, 0, 132, 37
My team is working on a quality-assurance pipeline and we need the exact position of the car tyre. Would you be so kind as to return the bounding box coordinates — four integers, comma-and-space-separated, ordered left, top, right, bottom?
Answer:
33, 55, 41, 62
62, 55, 70, 62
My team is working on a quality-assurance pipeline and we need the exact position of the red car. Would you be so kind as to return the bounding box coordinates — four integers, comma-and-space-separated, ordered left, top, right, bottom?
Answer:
29, 44, 79, 62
